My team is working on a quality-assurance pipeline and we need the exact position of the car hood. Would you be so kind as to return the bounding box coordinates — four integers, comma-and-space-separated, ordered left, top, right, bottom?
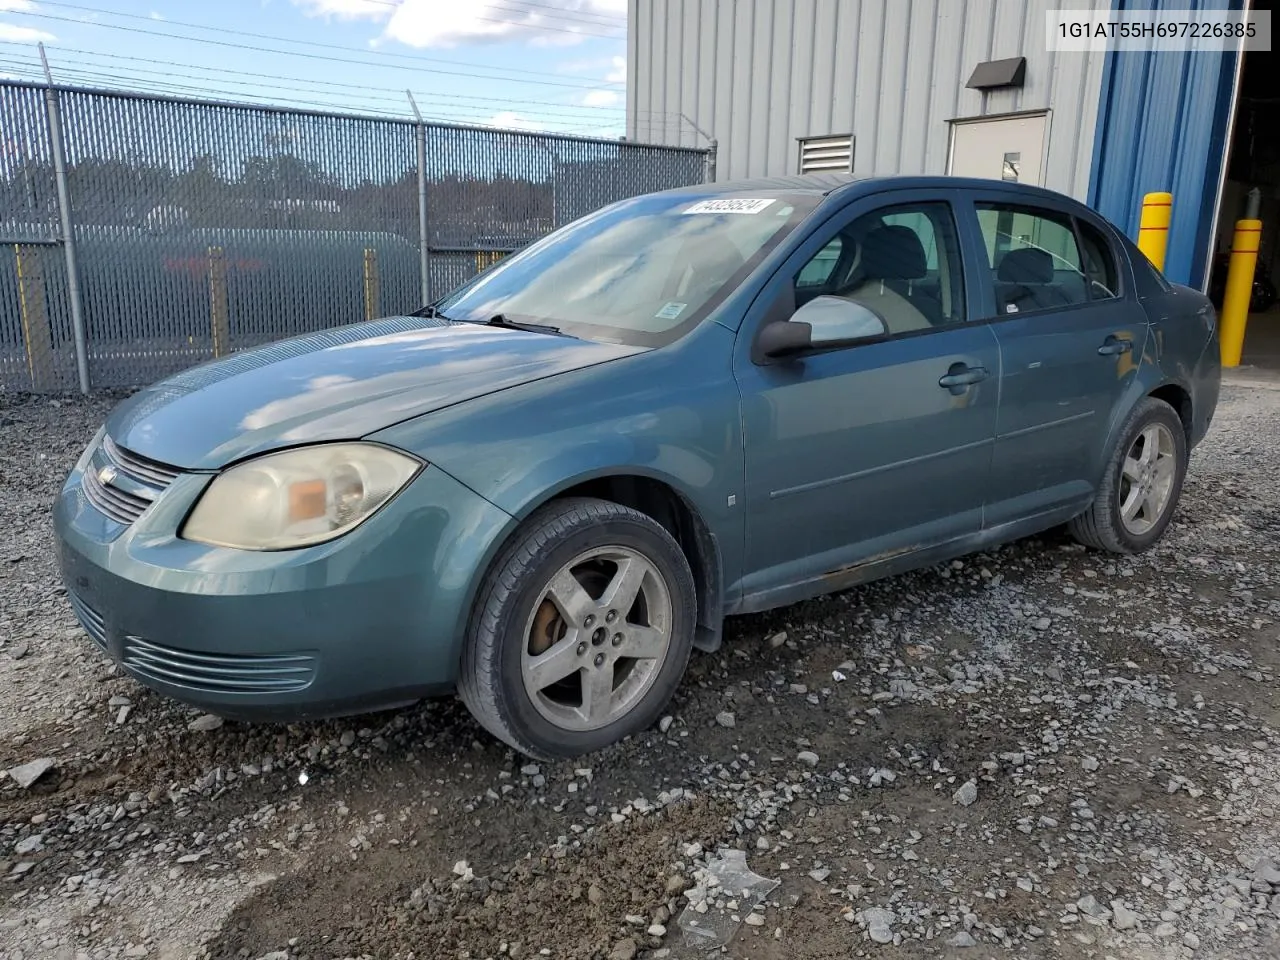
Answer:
106, 316, 647, 470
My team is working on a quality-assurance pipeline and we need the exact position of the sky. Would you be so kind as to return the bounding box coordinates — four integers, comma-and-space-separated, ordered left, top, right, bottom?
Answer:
0, 0, 659, 138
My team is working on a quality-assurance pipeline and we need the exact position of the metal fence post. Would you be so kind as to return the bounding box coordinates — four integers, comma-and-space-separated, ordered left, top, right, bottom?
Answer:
14, 244, 55, 390
705, 139, 718, 184
363, 247, 380, 321
39, 44, 90, 394
1245, 186, 1262, 220
407, 91, 431, 306
208, 246, 229, 357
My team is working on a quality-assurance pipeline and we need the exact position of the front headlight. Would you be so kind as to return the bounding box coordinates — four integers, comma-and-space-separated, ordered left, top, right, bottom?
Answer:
182, 443, 421, 550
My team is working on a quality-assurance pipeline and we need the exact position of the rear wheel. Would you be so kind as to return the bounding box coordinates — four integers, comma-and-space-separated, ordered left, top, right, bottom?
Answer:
459, 497, 695, 759
1069, 397, 1187, 554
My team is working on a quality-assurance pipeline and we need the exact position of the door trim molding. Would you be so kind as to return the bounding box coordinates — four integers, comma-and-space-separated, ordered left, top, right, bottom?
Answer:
996, 409, 1096, 441
770, 435, 996, 499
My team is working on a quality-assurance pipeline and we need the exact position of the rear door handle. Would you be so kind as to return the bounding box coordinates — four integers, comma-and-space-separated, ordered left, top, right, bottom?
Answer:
1098, 336, 1133, 356
938, 364, 989, 389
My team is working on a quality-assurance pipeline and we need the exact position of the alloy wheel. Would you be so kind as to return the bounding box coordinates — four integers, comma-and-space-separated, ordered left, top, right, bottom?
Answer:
1118, 422, 1178, 536
520, 545, 673, 732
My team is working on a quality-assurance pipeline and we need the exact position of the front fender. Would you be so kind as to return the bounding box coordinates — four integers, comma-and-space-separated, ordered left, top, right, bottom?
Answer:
367, 322, 747, 640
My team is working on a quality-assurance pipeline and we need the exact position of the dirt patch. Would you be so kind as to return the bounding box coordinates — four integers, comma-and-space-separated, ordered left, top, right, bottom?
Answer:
214, 795, 733, 960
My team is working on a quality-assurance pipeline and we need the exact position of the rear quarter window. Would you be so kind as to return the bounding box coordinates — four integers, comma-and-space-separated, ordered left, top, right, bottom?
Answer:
1115, 228, 1174, 297
1076, 219, 1121, 300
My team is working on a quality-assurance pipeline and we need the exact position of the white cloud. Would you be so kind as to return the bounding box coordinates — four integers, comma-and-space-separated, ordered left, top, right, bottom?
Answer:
582, 88, 619, 107
0, 1, 37, 12
604, 54, 625, 83
149, 10, 165, 19
296, 0, 626, 48
0, 23, 55, 43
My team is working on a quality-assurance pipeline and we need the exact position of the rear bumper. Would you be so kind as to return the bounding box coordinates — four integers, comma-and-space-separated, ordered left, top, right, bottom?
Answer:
54, 458, 514, 721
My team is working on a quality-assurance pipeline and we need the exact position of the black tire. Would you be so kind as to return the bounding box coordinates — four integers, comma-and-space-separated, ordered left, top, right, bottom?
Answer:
1069, 397, 1188, 554
458, 497, 696, 759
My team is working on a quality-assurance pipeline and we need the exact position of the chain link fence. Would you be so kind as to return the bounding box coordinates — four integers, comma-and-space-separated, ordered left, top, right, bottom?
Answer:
0, 81, 710, 393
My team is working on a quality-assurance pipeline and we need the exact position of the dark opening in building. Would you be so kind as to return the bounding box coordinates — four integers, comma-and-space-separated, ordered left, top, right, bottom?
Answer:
1212, 0, 1279, 369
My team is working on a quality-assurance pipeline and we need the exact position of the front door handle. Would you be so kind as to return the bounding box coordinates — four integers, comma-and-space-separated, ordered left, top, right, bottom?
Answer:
938, 364, 989, 389
1098, 335, 1133, 356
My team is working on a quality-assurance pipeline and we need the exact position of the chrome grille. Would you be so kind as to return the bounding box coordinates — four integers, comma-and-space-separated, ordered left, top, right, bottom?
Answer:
82, 466, 152, 524
102, 436, 182, 486
68, 592, 108, 651
81, 437, 183, 525
122, 636, 316, 695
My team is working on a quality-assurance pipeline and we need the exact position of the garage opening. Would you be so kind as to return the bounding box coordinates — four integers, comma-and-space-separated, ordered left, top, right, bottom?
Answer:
1209, 0, 1279, 371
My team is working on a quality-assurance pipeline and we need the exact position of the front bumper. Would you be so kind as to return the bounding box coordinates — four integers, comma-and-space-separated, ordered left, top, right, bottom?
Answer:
53, 454, 514, 721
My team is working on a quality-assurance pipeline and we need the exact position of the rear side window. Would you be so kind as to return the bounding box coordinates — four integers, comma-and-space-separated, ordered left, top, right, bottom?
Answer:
1076, 220, 1120, 299
977, 204, 1091, 314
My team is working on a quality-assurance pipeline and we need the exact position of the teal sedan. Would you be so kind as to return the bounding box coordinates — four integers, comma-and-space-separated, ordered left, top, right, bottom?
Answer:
54, 174, 1221, 759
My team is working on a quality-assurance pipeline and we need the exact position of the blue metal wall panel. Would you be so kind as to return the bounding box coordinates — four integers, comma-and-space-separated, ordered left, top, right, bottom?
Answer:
1088, 0, 1241, 288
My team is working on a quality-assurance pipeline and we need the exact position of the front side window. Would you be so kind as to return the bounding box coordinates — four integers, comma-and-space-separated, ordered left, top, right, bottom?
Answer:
437, 192, 821, 347
977, 204, 1094, 314
797, 237, 843, 288
791, 201, 966, 335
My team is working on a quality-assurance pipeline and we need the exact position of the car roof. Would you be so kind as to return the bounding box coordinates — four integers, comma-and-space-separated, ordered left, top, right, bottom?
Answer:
659, 173, 864, 197
660, 173, 1094, 211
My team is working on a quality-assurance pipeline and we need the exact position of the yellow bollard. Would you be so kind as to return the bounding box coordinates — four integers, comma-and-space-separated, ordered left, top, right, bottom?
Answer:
1136, 192, 1173, 272
1219, 218, 1262, 368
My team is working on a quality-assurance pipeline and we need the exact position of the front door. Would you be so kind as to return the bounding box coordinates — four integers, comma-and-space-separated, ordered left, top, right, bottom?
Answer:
733, 192, 1001, 606
961, 192, 1149, 525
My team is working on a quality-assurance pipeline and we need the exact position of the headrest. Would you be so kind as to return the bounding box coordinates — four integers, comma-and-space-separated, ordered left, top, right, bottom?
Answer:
860, 225, 926, 281
997, 247, 1055, 284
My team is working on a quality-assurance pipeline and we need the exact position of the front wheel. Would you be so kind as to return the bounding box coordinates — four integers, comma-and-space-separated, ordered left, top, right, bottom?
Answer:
1069, 397, 1188, 554
458, 497, 696, 759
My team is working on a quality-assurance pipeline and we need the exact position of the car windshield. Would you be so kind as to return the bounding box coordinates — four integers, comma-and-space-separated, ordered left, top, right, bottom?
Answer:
435, 192, 821, 346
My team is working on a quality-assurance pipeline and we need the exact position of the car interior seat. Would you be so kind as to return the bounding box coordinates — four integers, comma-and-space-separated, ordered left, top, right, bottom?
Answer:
994, 247, 1073, 313
840, 225, 943, 333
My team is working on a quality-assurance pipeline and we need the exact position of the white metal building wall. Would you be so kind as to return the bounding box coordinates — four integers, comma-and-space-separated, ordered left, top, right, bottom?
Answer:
627, 0, 1110, 199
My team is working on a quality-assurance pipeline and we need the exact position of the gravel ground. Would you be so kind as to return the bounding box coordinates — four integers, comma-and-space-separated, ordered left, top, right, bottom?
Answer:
1, 380, 1279, 960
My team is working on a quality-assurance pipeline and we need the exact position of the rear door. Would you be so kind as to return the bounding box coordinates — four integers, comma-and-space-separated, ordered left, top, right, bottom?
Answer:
959, 191, 1148, 525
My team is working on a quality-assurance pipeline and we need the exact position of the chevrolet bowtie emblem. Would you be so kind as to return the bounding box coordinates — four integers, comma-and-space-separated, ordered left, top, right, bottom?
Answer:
97, 465, 118, 486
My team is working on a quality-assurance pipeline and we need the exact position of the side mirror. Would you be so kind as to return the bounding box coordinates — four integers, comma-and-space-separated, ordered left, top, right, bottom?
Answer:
757, 318, 812, 358
757, 296, 887, 361
797, 295, 888, 345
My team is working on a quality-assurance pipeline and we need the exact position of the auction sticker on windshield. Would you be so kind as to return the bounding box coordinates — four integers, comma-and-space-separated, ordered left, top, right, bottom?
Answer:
682, 198, 775, 215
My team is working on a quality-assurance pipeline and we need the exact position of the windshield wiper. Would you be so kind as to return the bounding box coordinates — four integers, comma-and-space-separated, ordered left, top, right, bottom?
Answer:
412, 304, 453, 320
483, 313, 566, 336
